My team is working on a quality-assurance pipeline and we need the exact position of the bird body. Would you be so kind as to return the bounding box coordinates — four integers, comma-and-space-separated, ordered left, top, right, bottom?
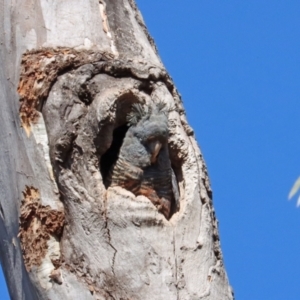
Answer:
107, 102, 175, 218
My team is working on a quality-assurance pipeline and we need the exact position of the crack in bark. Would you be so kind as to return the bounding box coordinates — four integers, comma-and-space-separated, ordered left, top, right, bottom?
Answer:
106, 290, 117, 300
104, 191, 118, 286
99, 0, 118, 55
106, 219, 117, 278
0, 202, 4, 220
173, 228, 179, 300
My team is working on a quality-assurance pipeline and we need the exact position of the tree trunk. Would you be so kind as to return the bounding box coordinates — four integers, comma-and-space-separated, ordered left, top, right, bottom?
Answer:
0, 1, 233, 299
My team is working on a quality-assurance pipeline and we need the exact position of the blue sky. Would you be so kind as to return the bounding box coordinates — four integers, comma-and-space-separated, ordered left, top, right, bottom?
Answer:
1, 1, 300, 299
134, 1, 300, 299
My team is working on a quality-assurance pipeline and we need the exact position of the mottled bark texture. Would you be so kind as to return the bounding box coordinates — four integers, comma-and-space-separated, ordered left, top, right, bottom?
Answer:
0, 0, 234, 299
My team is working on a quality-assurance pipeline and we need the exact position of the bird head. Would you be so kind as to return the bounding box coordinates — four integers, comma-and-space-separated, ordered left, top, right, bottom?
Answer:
127, 102, 169, 164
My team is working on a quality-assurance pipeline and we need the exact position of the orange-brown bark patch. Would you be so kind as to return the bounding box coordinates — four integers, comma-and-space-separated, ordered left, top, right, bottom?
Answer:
18, 48, 114, 135
19, 186, 65, 271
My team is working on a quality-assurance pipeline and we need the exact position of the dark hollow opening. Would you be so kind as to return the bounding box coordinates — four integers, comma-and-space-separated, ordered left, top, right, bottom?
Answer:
170, 164, 182, 214
100, 124, 129, 187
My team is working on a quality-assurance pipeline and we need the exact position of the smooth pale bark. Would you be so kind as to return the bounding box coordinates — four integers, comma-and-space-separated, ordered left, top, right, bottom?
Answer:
0, 0, 234, 299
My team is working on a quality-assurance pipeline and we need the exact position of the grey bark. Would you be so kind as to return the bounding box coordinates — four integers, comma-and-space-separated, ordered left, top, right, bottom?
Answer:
0, 0, 234, 299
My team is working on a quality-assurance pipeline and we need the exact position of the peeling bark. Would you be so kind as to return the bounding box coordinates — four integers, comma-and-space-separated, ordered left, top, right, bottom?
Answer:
18, 48, 113, 135
19, 186, 64, 271
0, 0, 234, 299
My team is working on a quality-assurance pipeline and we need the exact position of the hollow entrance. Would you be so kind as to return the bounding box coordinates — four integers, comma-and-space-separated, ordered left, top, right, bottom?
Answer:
100, 124, 129, 187
97, 93, 183, 220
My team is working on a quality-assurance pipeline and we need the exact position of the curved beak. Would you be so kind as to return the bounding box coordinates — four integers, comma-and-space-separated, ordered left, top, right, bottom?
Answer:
149, 141, 162, 164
